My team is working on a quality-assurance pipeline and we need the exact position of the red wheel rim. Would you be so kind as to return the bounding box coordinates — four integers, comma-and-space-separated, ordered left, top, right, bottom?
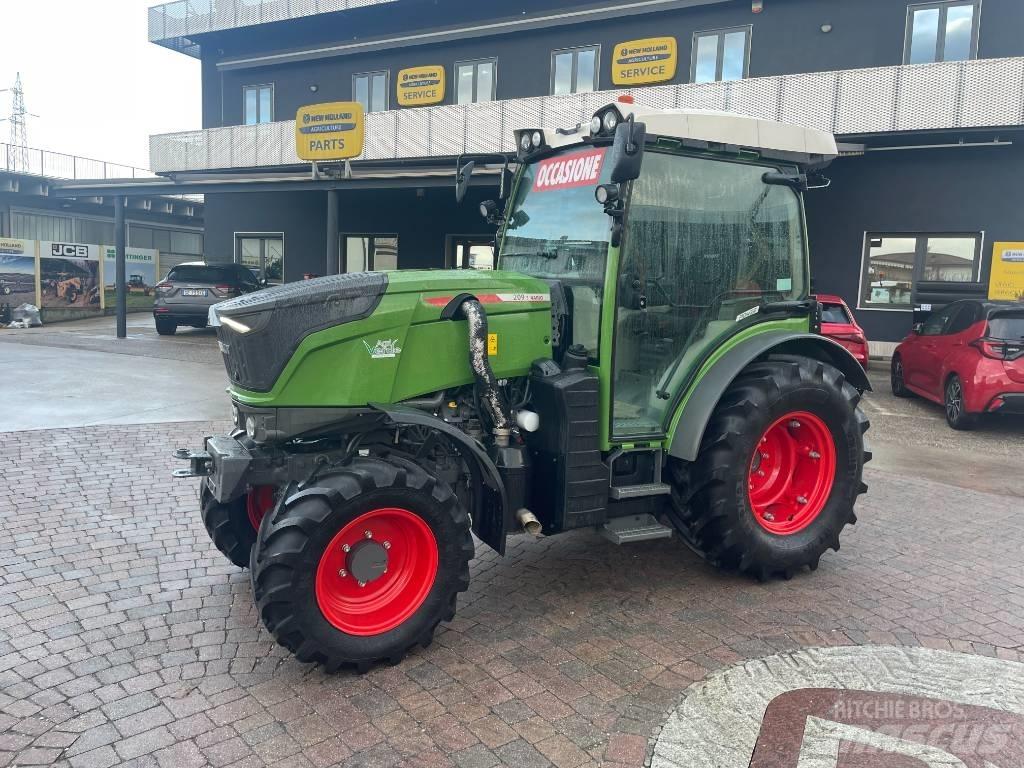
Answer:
246, 486, 276, 530
748, 411, 837, 535
315, 508, 438, 637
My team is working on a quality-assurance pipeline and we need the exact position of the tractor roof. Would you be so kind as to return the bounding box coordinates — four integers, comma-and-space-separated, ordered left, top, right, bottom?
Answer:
546, 99, 838, 164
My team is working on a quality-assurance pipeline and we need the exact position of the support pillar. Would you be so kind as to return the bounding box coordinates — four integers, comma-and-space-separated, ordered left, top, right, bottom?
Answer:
114, 196, 126, 339
326, 188, 340, 275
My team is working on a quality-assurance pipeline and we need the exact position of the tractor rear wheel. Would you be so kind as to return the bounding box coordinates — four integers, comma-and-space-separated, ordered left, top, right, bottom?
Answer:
201, 484, 276, 568
667, 355, 869, 580
250, 456, 472, 672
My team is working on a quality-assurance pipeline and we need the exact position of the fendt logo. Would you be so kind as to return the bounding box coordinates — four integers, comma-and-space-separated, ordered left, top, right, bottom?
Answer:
51, 243, 89, 258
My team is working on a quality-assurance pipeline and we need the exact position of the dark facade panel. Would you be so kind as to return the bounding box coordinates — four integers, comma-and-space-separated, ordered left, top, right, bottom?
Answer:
201, 0, 1024, 128
806, 141, 1023, 342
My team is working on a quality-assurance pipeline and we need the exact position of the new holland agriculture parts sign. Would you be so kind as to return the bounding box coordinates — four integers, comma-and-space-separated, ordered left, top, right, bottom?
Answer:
612, 37, 677, 85
989, 242, 1024, 301
295, 102, 365, 161
396, 66, 445, 107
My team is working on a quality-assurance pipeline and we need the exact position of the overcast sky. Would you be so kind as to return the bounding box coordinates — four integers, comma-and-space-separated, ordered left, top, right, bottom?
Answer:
1, 0, 201, 171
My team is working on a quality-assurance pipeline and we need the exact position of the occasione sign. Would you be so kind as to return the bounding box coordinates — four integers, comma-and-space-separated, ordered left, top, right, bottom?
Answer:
532, 148, 607, 192
988, 241, 1024, 301
295, 102, 365, 161
396, 66, 446, 107
612, 36, 677, 85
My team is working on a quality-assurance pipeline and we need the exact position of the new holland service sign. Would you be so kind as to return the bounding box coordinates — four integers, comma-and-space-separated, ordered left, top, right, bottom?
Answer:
612, 37, 677, 85
295, 102, 365, 161
396, 66, 446, 107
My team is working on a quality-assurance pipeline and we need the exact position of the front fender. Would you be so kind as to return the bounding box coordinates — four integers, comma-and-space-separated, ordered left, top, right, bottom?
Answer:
369, 402, 509, 555
667, 332, 871, 462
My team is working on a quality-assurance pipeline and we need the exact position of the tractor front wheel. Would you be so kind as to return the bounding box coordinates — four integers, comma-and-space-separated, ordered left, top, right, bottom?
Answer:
668, 355, 869, 580
201, 484, 276, 568
250, 456, 473, 672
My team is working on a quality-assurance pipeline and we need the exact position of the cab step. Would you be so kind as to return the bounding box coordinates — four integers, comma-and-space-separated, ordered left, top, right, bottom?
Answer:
601, 514, 673, 545
609, 482, 671, 500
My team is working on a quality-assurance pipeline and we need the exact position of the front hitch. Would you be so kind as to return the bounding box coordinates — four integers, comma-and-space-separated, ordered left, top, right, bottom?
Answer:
173, 447, 213, 478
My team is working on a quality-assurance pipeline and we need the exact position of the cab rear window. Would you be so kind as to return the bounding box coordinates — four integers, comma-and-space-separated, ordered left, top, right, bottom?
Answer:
821, 304, 850, 324
167, 265, 235, 283
988, 314, 1024, 341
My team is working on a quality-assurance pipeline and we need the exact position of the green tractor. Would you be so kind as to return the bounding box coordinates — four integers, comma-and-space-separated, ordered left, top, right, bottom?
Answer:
176, 98, 871, 671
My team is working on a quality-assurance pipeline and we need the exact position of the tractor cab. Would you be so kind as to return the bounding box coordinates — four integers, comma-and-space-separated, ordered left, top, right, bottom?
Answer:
494, 98, 837, 444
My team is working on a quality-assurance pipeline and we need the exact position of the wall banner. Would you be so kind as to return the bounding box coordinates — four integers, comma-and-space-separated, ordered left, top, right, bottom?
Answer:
39, 241, 102, 312
102, 246, 160, 310
989, 242, 1024, 302
396, 66, 446, 107
0, 238, 39, 306
612, 37, 677, 86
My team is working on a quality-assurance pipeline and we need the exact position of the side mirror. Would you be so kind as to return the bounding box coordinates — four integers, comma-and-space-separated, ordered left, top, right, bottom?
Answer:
456, 160, 475, 204
912, 322, 924, 335
609, 116, 646, 184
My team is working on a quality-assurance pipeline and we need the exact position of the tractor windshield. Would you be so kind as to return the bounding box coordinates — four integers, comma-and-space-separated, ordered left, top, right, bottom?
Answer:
499, 147, 613, 358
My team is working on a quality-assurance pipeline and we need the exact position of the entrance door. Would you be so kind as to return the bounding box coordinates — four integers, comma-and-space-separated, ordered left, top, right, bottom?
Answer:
237, 234, 284, 283
450, 236, 495, 270
342, 235, 399, 273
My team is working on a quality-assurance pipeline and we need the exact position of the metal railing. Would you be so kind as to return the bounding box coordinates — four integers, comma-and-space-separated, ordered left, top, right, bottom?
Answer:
2, 143, 155, 180
148, 0, 399, 47
149, 57, 1024, 173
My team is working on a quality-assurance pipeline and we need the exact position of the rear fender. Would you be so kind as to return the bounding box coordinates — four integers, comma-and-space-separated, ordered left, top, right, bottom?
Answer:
369, 403, 508, 555
667, 332, 871, 462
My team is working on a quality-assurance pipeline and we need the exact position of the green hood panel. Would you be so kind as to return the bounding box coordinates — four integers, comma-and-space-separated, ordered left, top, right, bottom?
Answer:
228, 270, 553, 408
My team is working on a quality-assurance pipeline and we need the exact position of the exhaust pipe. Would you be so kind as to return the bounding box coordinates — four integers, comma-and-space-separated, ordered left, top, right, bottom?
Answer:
459, 298, 511, 433
517, 508, 542, 537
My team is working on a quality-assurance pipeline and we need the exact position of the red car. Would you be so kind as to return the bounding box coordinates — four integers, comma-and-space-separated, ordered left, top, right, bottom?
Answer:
891, 300, 1024, 429
818, 295, 869, 369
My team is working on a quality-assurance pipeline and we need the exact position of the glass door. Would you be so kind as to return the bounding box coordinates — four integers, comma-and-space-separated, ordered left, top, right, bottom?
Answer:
236, 235, 284, 283
341, 236, 399, 273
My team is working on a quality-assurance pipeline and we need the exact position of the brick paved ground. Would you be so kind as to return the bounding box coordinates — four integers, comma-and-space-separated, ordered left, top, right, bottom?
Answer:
1, 421, 1022, 768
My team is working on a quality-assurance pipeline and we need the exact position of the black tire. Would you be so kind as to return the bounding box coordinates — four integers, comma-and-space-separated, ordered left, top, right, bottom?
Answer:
667, 356, 869, 580
891, 355, 912, 398
155, 318, 177, 335
201, 483, 260, 568
0, 285, 10, 296
251, 456, 473, 672
944, 374, 977, 430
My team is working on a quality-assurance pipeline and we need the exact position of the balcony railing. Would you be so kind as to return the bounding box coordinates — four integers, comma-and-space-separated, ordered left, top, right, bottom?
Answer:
150, 57, 1024, 174
149, 0, 399, 50
2, 143, 155, 180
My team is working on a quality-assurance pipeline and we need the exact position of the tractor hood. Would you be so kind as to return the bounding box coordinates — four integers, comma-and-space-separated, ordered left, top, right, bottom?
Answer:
213, 269, 552, 396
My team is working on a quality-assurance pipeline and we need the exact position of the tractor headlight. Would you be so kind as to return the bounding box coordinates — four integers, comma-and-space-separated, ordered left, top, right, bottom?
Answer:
590, 116, 602, 135
531, 130, 543, 148
231, 403, 240, 427
245, 416, 257, 440
519, 133, 532, 152
602, 110, 619, 133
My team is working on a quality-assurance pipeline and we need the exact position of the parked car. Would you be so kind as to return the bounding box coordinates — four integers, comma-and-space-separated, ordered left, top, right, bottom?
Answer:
818, 294, 869, 369
891, 300, 1024, 429
153, 262, 263, 336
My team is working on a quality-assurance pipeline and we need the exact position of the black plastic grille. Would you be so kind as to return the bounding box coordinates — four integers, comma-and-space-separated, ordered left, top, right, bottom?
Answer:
216, 273, 388, 393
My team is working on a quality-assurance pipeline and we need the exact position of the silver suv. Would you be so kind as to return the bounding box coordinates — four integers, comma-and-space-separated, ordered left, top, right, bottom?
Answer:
153, 262, 263, 336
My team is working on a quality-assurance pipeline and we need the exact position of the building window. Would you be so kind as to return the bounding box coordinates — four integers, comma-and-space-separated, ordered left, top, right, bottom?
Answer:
353, 71, 389, 113
243, 85, 274, 125
551, 46, 600, 96
456, 59, 497, 104
859, 233, 982, 309
692, 27, 751, 84
237, 234, 284, 283
343, 235, 398, 273
905, 1, 981, 64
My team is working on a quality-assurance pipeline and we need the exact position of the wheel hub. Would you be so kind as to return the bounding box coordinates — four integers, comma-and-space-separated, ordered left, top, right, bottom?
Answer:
345, 540, 389, 585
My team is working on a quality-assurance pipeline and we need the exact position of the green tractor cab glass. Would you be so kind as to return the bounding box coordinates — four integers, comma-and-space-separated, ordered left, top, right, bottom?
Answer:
175, 97, 871, 672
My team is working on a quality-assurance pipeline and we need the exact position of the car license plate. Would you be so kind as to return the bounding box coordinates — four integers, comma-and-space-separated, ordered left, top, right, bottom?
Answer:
182, 289, 208, 297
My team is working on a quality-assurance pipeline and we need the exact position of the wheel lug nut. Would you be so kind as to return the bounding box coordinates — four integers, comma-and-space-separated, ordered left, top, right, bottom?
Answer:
757, 470, 765, 477
809, 450, 821, 459
761, 452, 769, 460
338, 569, 347, 577
357, 580, 366, 588
382, 541, 391, 550
796, 496, 808, 505
364, 530, 373, 539
341, 544, 350, 553
763, 512, 775, 522
789, 420, 802, 429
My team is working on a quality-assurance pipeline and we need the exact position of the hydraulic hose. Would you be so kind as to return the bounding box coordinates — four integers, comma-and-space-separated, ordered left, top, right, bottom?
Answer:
459, 299, 511, 433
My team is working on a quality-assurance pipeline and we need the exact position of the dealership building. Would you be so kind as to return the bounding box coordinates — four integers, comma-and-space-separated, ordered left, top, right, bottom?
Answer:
139, 0, 1024, 349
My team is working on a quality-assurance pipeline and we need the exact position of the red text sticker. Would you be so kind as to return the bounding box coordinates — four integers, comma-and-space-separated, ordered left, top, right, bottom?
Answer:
532, 148, 607, 192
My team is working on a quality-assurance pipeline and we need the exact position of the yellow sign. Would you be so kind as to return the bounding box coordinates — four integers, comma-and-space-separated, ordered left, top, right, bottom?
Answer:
487, 333, 498, 356
295, 101, 364, 161
396, 66, 446, 107
989, 242, 1024, 302
612, 37, 677, 85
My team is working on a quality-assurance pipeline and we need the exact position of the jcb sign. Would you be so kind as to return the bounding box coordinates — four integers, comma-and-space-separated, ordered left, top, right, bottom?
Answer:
295, 102, 365, 162
612, 37, 677, 85
51, 243, 91, 258
396, 66, 445, 107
